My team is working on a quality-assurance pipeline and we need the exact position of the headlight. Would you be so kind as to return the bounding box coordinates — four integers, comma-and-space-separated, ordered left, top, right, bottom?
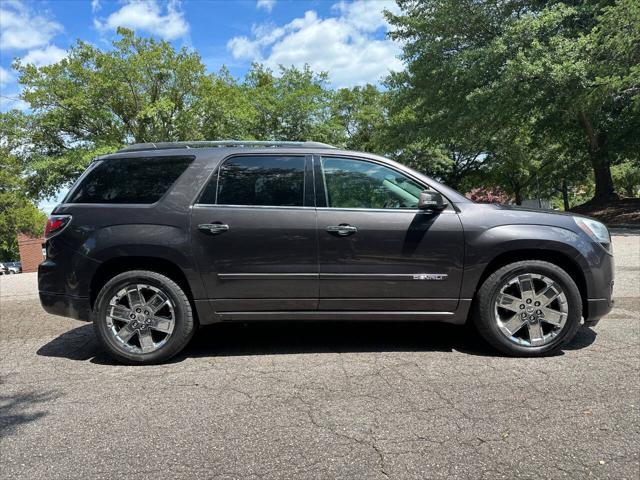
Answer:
573, 216, 612, 253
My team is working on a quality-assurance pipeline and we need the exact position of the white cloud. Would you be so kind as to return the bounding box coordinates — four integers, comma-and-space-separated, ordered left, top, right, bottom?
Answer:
227, 1, 402, 88
256, 0, 276, 13
0, 0, 63, 50
95, 0, 189, 40
0, 66, 14, 86
332, 0, 394, 32
20, 45, 67, 67
227, 37, 261, 60
91, 0, 101, 13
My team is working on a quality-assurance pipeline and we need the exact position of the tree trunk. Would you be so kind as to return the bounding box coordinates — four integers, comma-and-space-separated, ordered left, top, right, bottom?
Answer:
561, 178, 570, 211
577, 111, 617, 201
592, 151, 616, 200
514, 188, 523, 205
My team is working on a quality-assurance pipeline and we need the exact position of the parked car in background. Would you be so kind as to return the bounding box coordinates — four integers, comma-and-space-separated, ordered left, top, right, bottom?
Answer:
39, 141, 614, 364
6, 262, 22, 274
0, 262, 21, 274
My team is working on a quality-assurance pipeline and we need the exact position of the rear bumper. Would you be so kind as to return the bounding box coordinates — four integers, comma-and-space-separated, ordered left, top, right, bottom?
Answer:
38, 239, 99, 322
39, 291, 91, 322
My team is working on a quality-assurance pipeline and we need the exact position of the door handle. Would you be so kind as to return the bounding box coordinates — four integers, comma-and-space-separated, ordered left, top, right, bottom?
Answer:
198, 223, 230, 235
326, 224, 358, 236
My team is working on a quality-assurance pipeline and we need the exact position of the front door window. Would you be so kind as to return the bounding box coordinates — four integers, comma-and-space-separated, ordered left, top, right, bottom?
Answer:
321, 157, 425, 209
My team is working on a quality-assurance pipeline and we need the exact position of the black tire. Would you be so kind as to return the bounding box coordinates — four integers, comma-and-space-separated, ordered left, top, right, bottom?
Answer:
93, 270, 196, 364
474, 260, 582, 356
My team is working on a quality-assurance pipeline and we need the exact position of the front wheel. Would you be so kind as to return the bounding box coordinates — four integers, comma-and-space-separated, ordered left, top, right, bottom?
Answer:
474, 260, 582, 356
93, 270, 196, 364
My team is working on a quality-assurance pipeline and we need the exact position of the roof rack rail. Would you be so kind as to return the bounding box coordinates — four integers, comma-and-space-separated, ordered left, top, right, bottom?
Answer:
119, 140, 337, 152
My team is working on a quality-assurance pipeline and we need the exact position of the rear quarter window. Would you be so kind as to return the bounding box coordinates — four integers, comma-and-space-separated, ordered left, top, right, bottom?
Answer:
66, 156, 193, 204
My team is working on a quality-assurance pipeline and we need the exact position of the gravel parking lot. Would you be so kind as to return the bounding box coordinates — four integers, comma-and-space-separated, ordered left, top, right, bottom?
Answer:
1, 233, 638, 479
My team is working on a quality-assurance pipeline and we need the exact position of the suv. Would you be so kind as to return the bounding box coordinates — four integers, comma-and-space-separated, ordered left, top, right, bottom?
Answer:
39, 141, 614, 364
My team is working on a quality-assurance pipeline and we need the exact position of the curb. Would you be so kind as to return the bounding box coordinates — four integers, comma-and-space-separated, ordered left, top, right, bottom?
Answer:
608, 225, 640, 233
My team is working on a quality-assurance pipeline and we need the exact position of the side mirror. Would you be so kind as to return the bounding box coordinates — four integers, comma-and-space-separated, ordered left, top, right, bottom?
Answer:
418, 191, 446, 211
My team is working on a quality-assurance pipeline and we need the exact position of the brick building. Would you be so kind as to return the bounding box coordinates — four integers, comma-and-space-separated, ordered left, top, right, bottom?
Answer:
17, 233, 45, 273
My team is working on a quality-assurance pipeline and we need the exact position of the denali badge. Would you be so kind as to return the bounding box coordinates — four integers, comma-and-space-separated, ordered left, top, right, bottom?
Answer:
413, 274, 448, 281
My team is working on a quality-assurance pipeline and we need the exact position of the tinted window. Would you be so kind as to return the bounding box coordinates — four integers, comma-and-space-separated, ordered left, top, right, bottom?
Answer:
201, 156, 305, 207
321, 157, 424, 209
67, 156, 193, 204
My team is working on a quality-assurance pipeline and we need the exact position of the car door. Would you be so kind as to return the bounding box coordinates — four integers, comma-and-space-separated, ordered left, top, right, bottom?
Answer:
191, 154, 318, 312
315, 155, 464, 312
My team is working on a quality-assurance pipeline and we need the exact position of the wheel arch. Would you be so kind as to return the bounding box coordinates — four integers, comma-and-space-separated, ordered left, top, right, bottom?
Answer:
90, 256, 195, 313
474, 249, 588, 317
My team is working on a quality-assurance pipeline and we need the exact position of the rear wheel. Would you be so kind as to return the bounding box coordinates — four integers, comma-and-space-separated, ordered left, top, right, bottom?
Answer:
93, 270, 196, 364
474, 260, 582, 356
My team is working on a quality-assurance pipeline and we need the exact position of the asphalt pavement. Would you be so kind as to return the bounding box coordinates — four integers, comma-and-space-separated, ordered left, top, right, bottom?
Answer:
1, 233, 638, 479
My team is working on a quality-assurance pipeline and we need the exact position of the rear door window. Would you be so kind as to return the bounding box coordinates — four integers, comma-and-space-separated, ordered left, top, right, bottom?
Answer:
200, 155, 306, 207
66, 156, 193, 204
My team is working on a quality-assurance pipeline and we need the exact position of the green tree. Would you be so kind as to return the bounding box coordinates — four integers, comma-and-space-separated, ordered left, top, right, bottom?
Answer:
13, 28, 394, 202
16, 33, 353, 197
386, 0, 640, 200
0, 112, 47, 261
383, 71, 489, 189
17, 27, 207, 145
197, 67, 255, 140
244, 64, 339, 143
612, 160, 640, 197
330, 85, 387, 152
14, 27, 209, 199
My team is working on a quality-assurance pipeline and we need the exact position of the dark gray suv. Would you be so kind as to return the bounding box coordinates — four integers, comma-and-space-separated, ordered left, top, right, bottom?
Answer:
39, 141, 614, 364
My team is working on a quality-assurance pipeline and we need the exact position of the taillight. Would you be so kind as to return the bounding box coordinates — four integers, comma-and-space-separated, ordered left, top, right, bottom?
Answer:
44, 215, 71, 238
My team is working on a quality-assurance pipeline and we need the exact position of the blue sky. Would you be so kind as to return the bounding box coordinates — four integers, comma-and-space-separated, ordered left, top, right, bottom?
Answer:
1, 0, 403, 112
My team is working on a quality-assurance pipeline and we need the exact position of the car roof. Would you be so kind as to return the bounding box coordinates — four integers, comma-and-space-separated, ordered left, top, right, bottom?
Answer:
96, 142, 343, 161
118, 141, 337, 152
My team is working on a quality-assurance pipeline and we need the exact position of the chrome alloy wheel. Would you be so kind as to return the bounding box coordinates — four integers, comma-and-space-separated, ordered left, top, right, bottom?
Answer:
106, 284, 176, 354
494, 273, 569, 347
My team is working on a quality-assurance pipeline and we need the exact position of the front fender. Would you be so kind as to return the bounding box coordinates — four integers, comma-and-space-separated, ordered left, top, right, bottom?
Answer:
461, 224, 606, 299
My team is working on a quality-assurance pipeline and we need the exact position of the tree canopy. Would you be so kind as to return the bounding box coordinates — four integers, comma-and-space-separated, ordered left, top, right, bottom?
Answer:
386, 0, 640, 200
9, 29, 383, 200
0, 112, 47, 260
